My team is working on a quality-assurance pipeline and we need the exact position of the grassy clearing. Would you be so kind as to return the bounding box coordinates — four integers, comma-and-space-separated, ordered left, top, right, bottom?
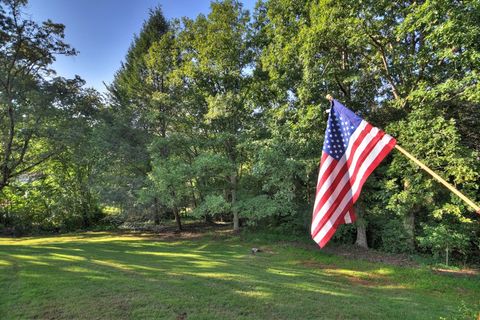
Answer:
0, 231, 479, 319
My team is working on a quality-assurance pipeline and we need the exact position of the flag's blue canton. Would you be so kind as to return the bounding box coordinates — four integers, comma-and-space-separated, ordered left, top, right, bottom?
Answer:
322, 101, 363, 160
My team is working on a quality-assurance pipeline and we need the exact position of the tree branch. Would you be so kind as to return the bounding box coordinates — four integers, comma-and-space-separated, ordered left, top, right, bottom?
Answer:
367, 34, 401, 100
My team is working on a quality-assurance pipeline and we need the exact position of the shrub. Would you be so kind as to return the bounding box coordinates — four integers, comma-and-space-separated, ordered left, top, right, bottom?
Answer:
417, 223, 470, 265
380, 219, 414, 254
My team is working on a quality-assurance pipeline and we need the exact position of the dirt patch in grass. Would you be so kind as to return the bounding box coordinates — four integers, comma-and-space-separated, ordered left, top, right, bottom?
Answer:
321, 244, 418, 267
33, 304, 64, 320
258, 247, 276, 254
433, 268, 479, 278
344, 275, 379, 287
285, 241, 420, 268
116, 222, 233, 241
298, 260, 395, 287
299, 260, 334, 269
299, 243, 479, 279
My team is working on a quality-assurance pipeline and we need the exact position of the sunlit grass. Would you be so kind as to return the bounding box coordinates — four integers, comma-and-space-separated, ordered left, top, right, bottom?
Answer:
0, 232, 479, 319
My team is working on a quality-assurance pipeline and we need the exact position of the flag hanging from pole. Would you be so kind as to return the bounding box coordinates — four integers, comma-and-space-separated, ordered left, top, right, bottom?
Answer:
311, 99, 396, 248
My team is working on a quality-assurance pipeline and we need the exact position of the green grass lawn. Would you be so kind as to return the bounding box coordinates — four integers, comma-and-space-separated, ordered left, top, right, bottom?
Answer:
0, 231, 478, 319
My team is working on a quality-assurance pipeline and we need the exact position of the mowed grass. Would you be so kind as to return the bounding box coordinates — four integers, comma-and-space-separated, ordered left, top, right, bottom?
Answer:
0, 232, 479, 319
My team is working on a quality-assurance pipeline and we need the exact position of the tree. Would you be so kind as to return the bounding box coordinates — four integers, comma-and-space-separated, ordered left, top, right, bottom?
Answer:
180, 0, 253, 231
0, 83, 105, 233
0, 0, 76, 192
145, 135, 193, 231
248, 0, 332, 233
247, 0, 479, 253
105, 7, 170, 223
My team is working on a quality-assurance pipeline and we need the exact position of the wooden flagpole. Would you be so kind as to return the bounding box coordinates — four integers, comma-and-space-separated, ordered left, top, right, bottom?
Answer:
393, 144, 479, 213
325, 95, 480, 214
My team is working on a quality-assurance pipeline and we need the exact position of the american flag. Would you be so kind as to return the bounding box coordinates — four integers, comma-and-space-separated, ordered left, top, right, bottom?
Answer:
311, 99, 396, 248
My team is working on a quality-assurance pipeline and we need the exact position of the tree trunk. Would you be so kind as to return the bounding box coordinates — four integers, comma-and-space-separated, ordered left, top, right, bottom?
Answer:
204, 214, 213, 224
3, 207, 9, 227
173, 207, 182, 231
0, 102, 15, 194
355, 205, 368, 249
231, 173, 239, 231
153, 197, 161, 225
82, 207, 90, 228
402, 179, 416, 251
403, 210, 415, 250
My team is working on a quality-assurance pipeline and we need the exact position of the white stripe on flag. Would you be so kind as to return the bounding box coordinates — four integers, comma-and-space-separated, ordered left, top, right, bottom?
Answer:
344, 212, 352, 224
316, 154, 334, 185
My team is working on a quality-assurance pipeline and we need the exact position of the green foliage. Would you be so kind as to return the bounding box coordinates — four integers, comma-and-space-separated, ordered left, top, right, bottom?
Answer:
193, 194, 230, 219
0, 0, 77, 192
379, 219, 414, 254
1, 0, 479, 264
331, 223, 356, 245
101, 7, 172, 224
418, 223, 471, 263
236, 195, 282, 222
383, 105, 479, 256
148, 158, 190, 210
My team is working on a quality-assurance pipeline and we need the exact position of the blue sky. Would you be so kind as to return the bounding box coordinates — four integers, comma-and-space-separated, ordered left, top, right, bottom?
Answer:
26, 0, 256, 93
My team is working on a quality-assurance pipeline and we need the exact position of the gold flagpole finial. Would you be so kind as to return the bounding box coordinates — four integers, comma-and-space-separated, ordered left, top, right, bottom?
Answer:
326, 94, 334, 102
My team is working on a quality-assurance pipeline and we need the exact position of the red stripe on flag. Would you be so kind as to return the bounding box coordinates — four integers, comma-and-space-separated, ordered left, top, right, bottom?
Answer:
318, 205, 352, 248
315, 154, 337, 194
351, 137, 396, 203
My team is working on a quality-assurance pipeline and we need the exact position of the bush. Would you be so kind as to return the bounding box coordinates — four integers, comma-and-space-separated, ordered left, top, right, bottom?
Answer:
101, 211, 127, 228
193, 195, 231, 220
417, 223, 470, 265
380, 219, 413, 254
331, 223, 356, 245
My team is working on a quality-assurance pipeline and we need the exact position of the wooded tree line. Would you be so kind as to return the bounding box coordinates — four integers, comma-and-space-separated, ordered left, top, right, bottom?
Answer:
1, 0, 479, 263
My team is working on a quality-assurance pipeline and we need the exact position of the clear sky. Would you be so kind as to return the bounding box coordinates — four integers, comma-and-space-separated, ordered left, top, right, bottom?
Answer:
26, 0, 256, 93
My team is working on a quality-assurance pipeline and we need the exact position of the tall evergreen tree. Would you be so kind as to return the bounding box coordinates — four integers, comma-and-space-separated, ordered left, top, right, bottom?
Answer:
105, 7, 170, 223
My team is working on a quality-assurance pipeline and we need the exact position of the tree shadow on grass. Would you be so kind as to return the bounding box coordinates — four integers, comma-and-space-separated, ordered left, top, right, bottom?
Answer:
0, 233, 478, 319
